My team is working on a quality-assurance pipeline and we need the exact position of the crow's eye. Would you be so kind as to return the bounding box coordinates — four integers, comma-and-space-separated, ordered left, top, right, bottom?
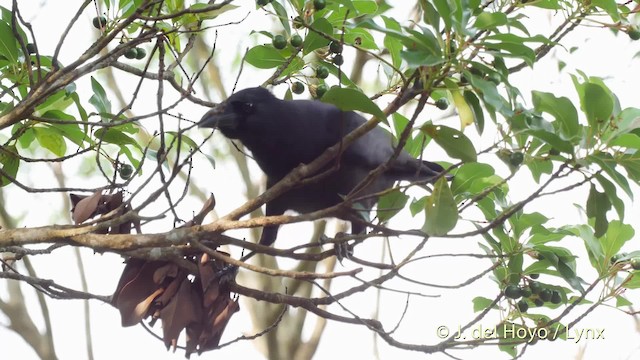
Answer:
234, 102, 255, 115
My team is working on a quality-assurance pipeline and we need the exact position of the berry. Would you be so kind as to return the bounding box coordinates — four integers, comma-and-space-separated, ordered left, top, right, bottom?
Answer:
26, 43, 36, 54
504, 285, 522, 299
119, 164, 133, 180
124, 48, 138, 59
332, 54, 344, 66
290, 34, 303, 48
291, 81, 305, 94
135, 47, 146, 59
329, 41, 343, 54
313, 0, 326, 11
539, 289, 552, 302
315, 84, 328, 99
533, 298, 544, 307
530, 273, 540, 279
315, 65, 329, 79
631, 257, 640, 270
548, 148, 560, 156
517, 300, 529, 312
93, 16, 107, 29
520, 287, 532, 298
550, 290, 562, 304
509, 151, 524, 166
256, 0, 272, 6
529, 281, 543, 294
628, 26, 640, 41
435, 98, 449, 110
272, 35, 287, 49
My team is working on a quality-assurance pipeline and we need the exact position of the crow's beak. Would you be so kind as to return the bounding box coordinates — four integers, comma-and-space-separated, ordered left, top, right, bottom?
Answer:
198, 102, 238, 130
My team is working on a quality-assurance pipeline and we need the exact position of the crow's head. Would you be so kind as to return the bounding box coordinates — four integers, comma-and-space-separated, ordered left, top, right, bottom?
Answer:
198, 87, 275, 139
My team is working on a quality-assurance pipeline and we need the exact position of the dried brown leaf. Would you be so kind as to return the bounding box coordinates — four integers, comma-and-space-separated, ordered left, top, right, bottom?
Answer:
72, 190, 103, 224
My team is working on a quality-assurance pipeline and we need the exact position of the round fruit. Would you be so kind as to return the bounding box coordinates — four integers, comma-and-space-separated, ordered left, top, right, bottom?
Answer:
135, 47, 147, 59
119, 164, 133, 180
548, 148, 560, 156
435, 98, 449, 110
630, 257, 640, 270
504, 285, 522, 299
124, 48, 138, 59
550, 290, 562, 304
316, 65, 329, 79
529, 281, 543, 294
332, 54, 344, 66
290, 34, 303, 48
530, 273, 540, 279
539, 289, 552, 302
256, 0, 272, 6
628, 26, 640, 41
533, 298, 544, 307
313, 0, 326, 11
517, 300, 529, 312
329, 41, 343, 54
26, 43, 36, 54
93, 16, 107, 29
509, 151, 524, 166
291, 81, 305, 94
520, 287, 532, 298
272, 34, 287, 49
315, 84, 328, 99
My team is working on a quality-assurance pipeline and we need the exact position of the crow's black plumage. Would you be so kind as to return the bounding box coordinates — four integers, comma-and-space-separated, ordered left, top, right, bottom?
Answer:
199, 87, 446, 246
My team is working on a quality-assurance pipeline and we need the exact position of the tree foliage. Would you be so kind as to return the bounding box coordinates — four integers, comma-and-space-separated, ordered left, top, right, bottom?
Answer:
1, 0, 640, 359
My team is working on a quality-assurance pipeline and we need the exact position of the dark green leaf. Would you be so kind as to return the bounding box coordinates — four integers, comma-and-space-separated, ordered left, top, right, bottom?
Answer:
321, 87, 386, 122
421, 124, 477, 162
595, 173, 624, 221
531, 91, 579, 140
463, 91, 485, 135
89, 77, 112, 118
303, 18, 333, 55
0, 21, 19, 64
0, 145, 19, 187
377, 188, 409, 222
586, 184, 611, 237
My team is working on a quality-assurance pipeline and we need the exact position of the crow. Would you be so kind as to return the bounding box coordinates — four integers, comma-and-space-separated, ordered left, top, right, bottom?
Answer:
199, 87, 446, 247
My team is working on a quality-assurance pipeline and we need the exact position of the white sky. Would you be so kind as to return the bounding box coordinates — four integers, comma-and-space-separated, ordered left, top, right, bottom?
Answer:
1, 1, 640, 359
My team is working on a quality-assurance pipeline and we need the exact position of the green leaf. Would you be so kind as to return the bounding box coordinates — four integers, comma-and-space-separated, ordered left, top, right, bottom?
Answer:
619, 152, 640, 184
321, 87, 386, 122
89, 77, 112, 118
622, 272, 640, 289
474, 11, 507, 29
34, 126, 67, 157
421, 124, 477, 162
270, 1, 290, 35
303, 18, 333, 56
463, 91, 485, 135
591, 0, 620, 21
595, 173, 624, 221
586, 184, 611, 238
569, 225, 605, 275
0, 145, 19, 187
432, 0, 452, 30
423, 177, 458, 236
450, 162, 494, 195
523, 129, 574, 154
94, 128, 141, 150
245, 45, 286, 69
377, 188, 409, 222
583, 83, 614, 131
0, 20, 19, 64
587, 152, 633, 199
600, 220, 634, 261
472, 296, 496, 312
531, 91, 579, 140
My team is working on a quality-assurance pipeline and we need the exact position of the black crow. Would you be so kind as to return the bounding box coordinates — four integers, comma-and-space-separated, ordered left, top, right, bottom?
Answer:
199, 87, 446, 247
